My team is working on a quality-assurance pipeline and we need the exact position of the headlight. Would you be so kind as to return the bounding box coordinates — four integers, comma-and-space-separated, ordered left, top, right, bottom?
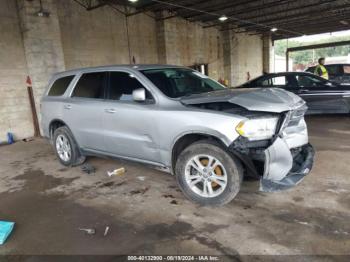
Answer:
236, 117, 278, 141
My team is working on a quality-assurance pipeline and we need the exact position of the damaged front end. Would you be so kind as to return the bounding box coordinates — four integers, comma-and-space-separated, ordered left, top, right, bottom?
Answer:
229, 102, 315, 192
181, 88, 315, 192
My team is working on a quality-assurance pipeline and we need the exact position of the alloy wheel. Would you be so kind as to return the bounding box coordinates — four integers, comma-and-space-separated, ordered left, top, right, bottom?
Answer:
184, 154, 228, 198
56, 134, 72, 162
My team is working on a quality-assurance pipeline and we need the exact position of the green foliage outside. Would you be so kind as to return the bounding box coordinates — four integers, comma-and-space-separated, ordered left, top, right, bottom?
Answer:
275, 36, 350, 66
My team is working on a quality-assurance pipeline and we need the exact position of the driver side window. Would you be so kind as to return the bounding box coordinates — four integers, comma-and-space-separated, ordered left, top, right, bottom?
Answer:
296, 75, 322, 88
108, 72, 154, 102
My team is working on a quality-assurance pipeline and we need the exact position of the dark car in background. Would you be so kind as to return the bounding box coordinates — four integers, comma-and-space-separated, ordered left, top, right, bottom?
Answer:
238, 72, 350, 114
305, 64, 350, 85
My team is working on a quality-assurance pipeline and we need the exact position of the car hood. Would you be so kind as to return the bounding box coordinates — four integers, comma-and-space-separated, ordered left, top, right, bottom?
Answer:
180, 88, 304, 113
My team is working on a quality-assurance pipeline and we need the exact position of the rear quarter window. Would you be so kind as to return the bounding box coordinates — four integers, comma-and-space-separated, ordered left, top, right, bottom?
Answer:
48, 75, 75, 96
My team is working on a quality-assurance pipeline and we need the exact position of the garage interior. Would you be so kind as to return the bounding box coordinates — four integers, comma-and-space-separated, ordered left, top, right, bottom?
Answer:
1, 0, 350, 257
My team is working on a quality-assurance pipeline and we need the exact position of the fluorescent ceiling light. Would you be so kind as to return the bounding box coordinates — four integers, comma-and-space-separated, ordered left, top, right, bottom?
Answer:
271, 27, 278, 32
219, 15, 228, 22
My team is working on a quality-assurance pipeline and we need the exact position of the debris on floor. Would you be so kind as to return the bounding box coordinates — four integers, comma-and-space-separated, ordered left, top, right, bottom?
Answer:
78, 228, 96, 235
104, 226, 110, 236
22, 138, 34, 142
107, 167, 125, 177
0, 221, 15, 245
163, 194, 175, 199
81, 163, 96, 175
129, 186, 150, 195
170, 200, 178, 205
137, 176, 146, 181
99, 181, 126, 188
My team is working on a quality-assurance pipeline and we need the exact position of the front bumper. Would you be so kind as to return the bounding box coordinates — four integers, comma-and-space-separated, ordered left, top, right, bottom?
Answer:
260, 142, 315, 192
229, 137, 315, 192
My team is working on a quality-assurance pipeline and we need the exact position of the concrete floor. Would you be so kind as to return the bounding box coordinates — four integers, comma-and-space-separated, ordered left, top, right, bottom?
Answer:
0, 115, 349, 257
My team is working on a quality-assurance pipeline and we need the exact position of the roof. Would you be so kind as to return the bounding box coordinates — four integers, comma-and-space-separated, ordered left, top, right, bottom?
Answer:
75, 0, 350, 40
306, 63, 350, 69
265, 72, 317, 76
53, 64, 188, 76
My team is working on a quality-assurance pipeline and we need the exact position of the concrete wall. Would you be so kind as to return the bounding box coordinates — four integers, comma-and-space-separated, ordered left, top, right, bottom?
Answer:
17, 0, 66, 118
263, 34, 275, 74
234, 33, 264, 86
0, 0, 32, 141
159, 16, 224, 81
223, 32, 264, 86
0, 0, 266, 142
231, 34, 263, 86
57, 1, 159, 69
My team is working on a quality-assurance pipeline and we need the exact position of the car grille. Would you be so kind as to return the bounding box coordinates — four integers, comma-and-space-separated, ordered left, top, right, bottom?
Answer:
280, 102, 308, 131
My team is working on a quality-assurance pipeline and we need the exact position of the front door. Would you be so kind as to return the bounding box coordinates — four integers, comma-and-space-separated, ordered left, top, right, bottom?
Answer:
102, 71, 160, 163
294, 74, 349, 114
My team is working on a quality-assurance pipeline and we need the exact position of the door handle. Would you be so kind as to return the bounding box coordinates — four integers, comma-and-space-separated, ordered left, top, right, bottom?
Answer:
104, 108, 116, 113
299, 89, 309, 93
64, 104, 72, 110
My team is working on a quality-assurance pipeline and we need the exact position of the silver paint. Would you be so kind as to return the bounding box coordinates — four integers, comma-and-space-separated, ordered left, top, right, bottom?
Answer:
41, 65, 311, 189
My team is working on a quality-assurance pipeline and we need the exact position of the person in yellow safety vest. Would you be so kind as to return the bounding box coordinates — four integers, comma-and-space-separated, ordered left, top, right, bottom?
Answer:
314, 57, 329, 80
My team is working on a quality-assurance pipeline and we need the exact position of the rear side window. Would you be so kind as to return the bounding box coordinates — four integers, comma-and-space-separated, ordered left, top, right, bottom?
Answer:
259, 76, 287, 86
48, 76, 74, 96
72, 72, 106, 99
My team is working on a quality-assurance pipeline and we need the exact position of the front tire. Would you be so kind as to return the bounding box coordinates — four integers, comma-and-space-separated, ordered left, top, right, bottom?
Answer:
53, 126, 85, 166
175, 140, 243, 206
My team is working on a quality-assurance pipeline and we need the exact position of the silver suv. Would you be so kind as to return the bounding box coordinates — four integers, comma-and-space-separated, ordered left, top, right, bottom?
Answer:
41, 65, 314, 205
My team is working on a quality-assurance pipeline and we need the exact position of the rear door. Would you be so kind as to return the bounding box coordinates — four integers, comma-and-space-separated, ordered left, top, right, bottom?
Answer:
63, 71, 108, 151
294, 74, 349, 113
102, 71, 161, 163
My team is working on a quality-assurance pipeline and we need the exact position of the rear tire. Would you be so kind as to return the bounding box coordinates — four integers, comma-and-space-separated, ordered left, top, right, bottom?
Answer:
175, 140, 243, 206
53, 126, 85, 166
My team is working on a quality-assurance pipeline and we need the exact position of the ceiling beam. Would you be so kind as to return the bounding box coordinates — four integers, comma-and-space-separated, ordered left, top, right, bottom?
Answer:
177, 0, 259, 18
273, 25, 350, 40
240, 0, 343, 21
197, 0, 335, 23
237, 3, 350, 31
186, 0, 289, 21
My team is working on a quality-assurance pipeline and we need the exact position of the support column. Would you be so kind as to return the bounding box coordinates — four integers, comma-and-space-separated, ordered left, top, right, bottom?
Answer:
263, 34, 274, 73
17, 0, 65, 113
222, 31, 239, 86
156, 12, 167, 64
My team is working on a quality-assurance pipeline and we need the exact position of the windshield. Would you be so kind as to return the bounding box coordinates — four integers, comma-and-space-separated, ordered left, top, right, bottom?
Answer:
141, 68, 225, 98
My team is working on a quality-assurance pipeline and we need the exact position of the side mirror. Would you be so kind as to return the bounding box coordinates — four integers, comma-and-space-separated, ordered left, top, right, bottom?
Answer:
132, 88, 146, 102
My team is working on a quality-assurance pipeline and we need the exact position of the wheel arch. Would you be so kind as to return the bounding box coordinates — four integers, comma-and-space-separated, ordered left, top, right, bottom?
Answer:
49, 119, 71, 140
171, 132, 228, 173
49, 119, 85, 159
